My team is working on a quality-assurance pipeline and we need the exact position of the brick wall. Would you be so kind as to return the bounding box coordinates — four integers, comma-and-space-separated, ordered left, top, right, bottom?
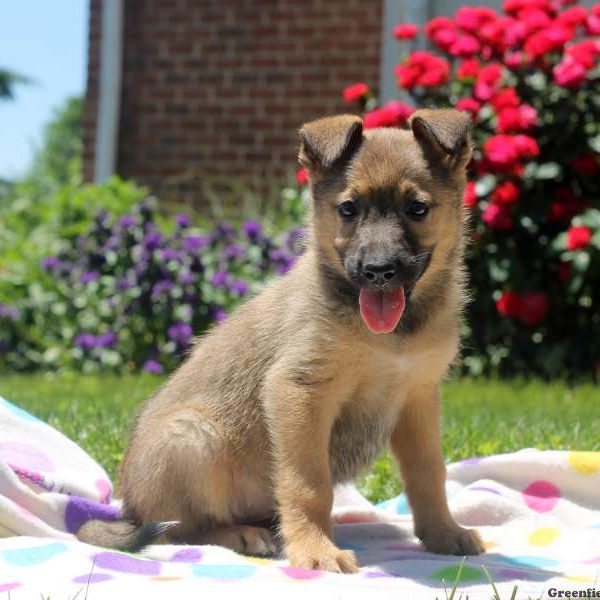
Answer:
83, 0, 383, 205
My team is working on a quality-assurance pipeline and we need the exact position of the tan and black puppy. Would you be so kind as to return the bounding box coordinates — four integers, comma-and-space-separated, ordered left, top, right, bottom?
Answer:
78, 109, 484, 573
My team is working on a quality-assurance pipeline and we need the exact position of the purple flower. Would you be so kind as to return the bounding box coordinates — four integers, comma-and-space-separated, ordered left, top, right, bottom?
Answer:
143, 230, 163, 250
97, 332, 118, 348
104, 236, 120, 252
119, 214, 137, 229
179, 271, 195, 285
168, 322, 193, 345
210, 305, 228, 323
116, 277, 133, 291
269, 249, 286, 263
80, 271, 100, 285
151, 279, 174, 299
160, 248, 182, 262
41, 257, 61, 271
210, 270, 230, 287
214, 221, 235, 240
286, 227, 306, 253
182, 235, 209, 253
242, 220, 262, 239
222, 244, 246, 262
175, 214, 191, 229
229, 280, 249, 296
142, 359, 164, 374
0, 303, 19, 321
74, 333, 97, 349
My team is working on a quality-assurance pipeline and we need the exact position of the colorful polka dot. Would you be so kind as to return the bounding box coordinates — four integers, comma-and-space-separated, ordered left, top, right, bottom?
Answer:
65, 496, 120, 534
0, 583, 21, 593
3, 543, 67, 566
569, 452, 600, 476
0, 441, 55, 473
244, 556, 274, 565
95, 479, 112, 504
501, 555, 559, 569
432, 564, 483, 583
395, 494, 411, 515
522, 480, 561, 513
566, 575, 595, 583
94, 552, 162, 575
528, 527, 560, 546
72, 573, 113, 584
468, 485, 502, 495
171, 548, 203, 562
191, 564, 257, 580
280, 566, 324, 580
495, 568, 549, 582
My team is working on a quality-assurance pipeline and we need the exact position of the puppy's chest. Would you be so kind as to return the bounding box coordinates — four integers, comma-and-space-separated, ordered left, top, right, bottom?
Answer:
329, 403, 396, 483
328, 353, 410, 483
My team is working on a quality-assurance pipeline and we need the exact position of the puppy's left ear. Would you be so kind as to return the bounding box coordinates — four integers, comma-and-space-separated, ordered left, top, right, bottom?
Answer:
299, 115, 363, 174
409, 109, 472, 171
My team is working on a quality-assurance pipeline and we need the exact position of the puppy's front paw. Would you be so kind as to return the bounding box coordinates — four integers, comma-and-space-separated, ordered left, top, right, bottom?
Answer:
418, 524, 484, 556
287, 543, 359, 574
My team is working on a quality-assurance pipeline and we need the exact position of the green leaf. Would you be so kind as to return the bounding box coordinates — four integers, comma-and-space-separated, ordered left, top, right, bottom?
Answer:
573, 251, 590, 272
475, 175, 496, 197
535, 162, 561, 180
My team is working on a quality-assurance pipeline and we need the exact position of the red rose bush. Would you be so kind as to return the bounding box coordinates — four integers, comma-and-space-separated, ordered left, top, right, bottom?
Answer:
339, 0, 600, 377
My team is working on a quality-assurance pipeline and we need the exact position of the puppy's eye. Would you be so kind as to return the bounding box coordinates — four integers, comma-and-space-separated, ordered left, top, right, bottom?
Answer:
406, 199, 430, 220
338, 201, 358, 219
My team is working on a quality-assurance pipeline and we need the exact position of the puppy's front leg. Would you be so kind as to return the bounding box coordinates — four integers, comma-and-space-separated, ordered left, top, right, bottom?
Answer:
391, 384, 484, 555
264, 372, 358, 574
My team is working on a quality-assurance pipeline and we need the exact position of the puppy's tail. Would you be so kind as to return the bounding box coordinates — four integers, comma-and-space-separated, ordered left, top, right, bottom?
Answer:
76, 519, 179, 552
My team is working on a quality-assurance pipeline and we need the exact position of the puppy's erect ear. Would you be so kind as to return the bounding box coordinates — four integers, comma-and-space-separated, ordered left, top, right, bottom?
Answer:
298, 115, 363, 173
409, 109, 472, 170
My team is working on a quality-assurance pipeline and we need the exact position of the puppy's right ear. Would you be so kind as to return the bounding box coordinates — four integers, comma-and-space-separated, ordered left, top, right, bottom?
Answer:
298, 115, 363, 174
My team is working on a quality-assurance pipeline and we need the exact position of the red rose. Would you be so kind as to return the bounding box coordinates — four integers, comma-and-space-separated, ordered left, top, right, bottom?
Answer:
492, 181, 520, 205
342, 83, 370, 103
586, 14, 600, 34
394, 24, 419, 40
449, 34, 481, 57
570, 153, 600, 177
474, 63, 503, 101
464, 182, 477, 208
557, 6, 588, 28
518, 7, 552, 33
554, 58, 587, 88
363, 100, 414, 129
296, 168, 309, 186
496, 291, 521, 317
497, 104, 537, 133
482, 203, 514, 230
524, 24, 574, 58
396, 51, 450, 89
504, 0, 551, 14
456, 97, 481, 117
484, 135, 520, 167
491, 87, 520, 111
424, 16, 455, 38
425, 17, 458, 50
504, 51, 524, 69
518, 292, 549, 326
566, 40, 600, 69
457, 59, 480, 79
514, 135, 540, 158
484, 135, 538, 169
566, 226, 592, 251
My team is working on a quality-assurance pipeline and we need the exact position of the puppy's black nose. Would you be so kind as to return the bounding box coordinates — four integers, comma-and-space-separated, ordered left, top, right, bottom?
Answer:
362, 262, 397, 287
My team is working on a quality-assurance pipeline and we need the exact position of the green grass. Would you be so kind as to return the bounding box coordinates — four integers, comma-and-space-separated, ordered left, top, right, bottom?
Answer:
1, 374, 598, 503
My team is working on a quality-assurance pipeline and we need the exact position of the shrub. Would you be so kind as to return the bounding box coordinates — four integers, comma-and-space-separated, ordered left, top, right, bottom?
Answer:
0, 189, 305, 373
339, 0, 600, 378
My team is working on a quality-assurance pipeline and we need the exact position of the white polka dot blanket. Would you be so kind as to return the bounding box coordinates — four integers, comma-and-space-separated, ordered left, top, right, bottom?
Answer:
1, 394, 599, 599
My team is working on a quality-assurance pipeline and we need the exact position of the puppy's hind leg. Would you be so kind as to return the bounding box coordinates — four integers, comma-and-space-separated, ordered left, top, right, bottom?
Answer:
121, 406, 276, 556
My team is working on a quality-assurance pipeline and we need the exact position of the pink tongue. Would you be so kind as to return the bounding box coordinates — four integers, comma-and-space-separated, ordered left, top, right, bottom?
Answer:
359, 288, 406, 334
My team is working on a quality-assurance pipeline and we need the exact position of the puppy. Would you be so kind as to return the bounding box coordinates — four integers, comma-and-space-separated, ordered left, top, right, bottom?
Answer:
78, 109, 484, 573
